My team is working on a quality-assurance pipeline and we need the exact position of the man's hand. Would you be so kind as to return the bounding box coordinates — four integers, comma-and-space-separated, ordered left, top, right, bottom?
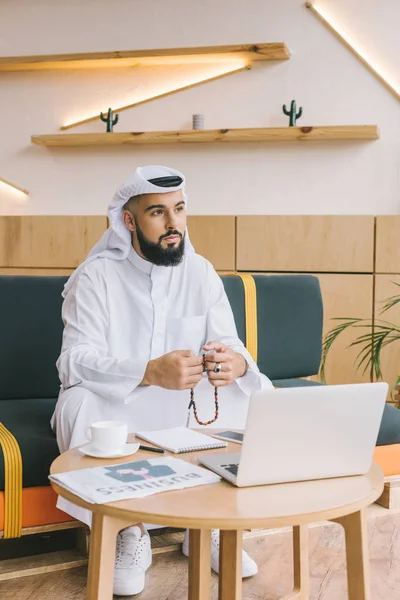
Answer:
141, 350, 203, 390
203, 341, 248, 388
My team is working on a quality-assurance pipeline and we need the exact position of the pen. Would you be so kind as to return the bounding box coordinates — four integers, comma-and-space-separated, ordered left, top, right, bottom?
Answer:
139, 444, 165, 454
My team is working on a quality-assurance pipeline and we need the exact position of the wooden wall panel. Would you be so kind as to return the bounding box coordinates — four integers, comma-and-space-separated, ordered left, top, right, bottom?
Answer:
0, 268, 73, 276
374, 275, 400, 393
314, 274, 374, 385
0, 215, 379, 388
375, 216, 400, 273
236, 216, 375, 273
187, 216, 236, 271
0, 216, 107, 268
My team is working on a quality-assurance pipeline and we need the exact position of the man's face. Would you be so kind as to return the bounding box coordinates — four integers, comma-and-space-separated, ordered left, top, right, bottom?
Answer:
123, 190, 187, 266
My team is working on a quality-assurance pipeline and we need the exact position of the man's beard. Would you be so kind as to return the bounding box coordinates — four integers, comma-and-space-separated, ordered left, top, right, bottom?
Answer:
134, 216, 185, 266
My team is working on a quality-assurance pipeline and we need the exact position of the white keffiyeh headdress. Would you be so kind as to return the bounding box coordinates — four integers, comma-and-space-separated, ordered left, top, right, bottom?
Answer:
62, 165, 194, 298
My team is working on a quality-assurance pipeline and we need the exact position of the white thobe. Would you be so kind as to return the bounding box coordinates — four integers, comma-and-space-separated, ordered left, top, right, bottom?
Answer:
51, 248, 272, 525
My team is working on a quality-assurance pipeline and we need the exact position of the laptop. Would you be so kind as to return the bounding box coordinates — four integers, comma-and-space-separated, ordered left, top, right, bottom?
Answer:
199, 383, 388, 487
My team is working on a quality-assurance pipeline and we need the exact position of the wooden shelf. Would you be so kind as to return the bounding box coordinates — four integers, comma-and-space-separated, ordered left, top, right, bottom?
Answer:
0, 43, 289, 72
31, 126, 379, 146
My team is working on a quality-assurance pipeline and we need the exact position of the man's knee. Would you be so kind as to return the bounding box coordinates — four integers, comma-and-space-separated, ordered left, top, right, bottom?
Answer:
59, 386, 101, 414
54, 387, 104, 452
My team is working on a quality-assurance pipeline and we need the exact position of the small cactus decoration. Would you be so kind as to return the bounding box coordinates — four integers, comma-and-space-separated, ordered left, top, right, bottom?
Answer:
100, 108, 119, 132
282, 100, 303, 127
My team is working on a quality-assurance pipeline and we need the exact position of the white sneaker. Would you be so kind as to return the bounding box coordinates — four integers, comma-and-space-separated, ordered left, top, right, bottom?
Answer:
182, 529, 258, 578
113, 526, 152, 596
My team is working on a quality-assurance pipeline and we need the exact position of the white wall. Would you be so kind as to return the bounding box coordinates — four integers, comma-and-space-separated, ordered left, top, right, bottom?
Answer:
0, 0, 399, 216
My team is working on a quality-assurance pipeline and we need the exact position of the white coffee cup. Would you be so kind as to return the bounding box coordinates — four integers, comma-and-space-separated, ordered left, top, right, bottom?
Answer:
86, 420, 128, 453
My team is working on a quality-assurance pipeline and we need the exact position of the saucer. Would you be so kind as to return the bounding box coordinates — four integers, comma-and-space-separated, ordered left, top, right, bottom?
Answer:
79, 442, 140, 459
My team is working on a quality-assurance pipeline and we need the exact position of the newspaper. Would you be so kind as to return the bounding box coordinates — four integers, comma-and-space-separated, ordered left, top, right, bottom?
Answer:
49, 456, 220, 504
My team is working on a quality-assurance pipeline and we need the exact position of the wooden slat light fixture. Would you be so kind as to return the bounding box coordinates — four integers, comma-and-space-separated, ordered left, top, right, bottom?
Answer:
306, 2, 400, 101
60, 63, 249, 130
0, 177, 29, 196
0, 43, 289, 131
0, 43, 289, 71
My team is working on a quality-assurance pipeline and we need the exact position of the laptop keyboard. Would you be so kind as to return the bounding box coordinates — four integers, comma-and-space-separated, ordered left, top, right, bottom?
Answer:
220, 463, 239, 476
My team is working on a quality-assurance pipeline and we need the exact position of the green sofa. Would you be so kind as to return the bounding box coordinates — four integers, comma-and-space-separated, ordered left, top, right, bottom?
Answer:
223, 275, 324, 388
0, 274, 399, 535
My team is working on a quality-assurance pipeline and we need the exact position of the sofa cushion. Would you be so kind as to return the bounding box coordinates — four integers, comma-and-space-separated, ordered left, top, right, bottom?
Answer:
221, 275, 323, 380
253, 275, 323, 380
0, 276, 67, 400
0, 486, 73, 530
373, 444, 400, 477
0, 398, 59, 489
272, 378, 322, 388
221, 276, 246, 344
377, 404, 400, 446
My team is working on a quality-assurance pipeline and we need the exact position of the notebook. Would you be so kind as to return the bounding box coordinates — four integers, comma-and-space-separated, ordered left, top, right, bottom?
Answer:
135, 426, 227, 454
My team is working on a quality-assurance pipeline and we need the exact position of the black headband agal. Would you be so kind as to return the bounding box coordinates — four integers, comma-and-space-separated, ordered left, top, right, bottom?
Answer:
147, 176, 183, 188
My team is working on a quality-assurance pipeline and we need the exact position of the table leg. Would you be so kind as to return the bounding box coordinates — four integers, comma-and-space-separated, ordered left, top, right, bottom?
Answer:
188, 529, 212, 600
293, 525, 310, 599
281, 525, 310, 600
334, 510, 371, 600
86, 512, 131, 600
218, 530, 242, 600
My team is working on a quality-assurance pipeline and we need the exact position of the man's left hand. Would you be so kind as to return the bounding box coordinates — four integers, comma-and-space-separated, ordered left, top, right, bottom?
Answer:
202, 341, 248, 387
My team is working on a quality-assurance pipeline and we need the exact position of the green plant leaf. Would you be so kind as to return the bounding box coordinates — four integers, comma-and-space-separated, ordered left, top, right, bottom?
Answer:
319, 318, 363, 384
390, 375, 400, 402
380, 282, 400, 315
320, 289, 400, 389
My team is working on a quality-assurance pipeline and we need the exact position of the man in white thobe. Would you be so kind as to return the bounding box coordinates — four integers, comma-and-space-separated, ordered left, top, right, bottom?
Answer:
51, 165, 272, 596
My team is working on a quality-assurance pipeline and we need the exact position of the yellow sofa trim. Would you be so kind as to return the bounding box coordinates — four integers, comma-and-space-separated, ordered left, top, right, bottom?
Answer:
227, 274, 258, 363
0, 422, 22, 538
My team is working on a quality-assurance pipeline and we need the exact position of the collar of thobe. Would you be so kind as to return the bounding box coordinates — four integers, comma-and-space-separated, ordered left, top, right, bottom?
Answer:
127, 247, 187, 278
127, 247, 153, 275
61, 165, 194, 298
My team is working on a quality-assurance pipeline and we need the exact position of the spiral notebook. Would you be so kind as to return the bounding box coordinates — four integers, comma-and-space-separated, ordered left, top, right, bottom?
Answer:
136, 426, 227, 454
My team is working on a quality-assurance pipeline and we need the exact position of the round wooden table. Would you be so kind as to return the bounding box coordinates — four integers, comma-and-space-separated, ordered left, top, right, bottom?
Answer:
50, 434, 384, 600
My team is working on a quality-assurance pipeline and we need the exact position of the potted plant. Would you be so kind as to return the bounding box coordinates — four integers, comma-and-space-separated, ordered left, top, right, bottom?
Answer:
320, 282, 400, 407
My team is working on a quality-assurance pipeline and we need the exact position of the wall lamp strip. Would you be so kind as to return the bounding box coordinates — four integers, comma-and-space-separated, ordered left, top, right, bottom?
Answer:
306, 2, 400, 101
60, 63, 250, 130
0, 177, 29, 195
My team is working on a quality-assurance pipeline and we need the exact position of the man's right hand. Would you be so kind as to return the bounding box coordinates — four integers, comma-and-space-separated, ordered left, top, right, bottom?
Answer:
141, 350, 204, 390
